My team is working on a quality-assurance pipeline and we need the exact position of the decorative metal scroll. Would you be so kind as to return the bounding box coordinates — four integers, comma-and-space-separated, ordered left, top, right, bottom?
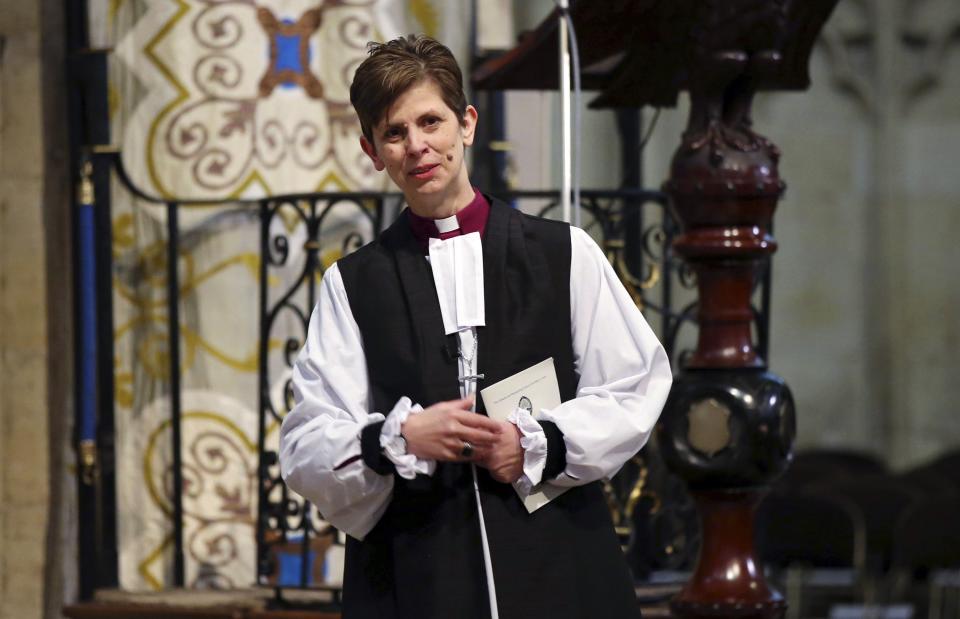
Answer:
256, 192, 396, 597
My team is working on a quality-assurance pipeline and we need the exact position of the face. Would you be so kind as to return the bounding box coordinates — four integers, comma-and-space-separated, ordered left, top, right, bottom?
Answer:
360, 79, 478, 217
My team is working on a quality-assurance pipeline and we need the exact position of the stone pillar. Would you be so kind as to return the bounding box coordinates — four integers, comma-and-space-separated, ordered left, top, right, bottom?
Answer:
0, 0, 71, 617
0, 2, 50, 618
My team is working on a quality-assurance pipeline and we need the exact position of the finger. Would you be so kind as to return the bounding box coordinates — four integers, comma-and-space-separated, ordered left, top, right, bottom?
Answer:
443, 439, 494, 464
439, 440, 476, 462
446, 397, 475, 411
449, 446, 490, 463
457, 426, 500, 447
440, 438, 492, 463
438, 450, 465, 463
424, 397, 473, 416
472, 444, 503, 465
451, 410, 503, 433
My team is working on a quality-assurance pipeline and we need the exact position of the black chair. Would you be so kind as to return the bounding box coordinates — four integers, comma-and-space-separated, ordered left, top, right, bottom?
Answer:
926, 450, 960, 478
908, 450, 960, 495
897, 466, 959, 501
806, 475, 921, 573
756, 491, 867, 618
888, 496, 960, 619
757, 492, 865, 569
776, 449, 889, 494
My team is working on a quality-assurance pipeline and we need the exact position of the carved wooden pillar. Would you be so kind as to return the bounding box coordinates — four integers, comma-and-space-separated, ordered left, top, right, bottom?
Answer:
657, 3, 824, 618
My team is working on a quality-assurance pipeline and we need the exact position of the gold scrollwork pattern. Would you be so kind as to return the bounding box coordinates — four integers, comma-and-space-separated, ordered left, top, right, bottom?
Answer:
136, 405, 279, 589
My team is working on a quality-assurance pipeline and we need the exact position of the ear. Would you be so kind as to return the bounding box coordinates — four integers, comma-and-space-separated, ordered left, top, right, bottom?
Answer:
460, 105, 479, 147
359, 135, 385, 171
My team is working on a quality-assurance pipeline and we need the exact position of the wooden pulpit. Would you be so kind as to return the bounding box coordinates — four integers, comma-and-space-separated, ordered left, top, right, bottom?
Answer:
473, 1, 840, 618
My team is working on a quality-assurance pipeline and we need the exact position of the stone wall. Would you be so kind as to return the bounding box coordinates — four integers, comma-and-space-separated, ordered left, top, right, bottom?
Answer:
747, 0, 959, 467
0, 0, 70, 617
0, 0, 50, 613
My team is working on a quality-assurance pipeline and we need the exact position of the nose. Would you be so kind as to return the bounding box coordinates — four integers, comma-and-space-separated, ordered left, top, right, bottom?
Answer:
405, 128, 428, 156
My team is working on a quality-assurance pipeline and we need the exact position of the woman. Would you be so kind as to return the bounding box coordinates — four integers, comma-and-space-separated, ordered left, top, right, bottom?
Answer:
279, 35, 672, 619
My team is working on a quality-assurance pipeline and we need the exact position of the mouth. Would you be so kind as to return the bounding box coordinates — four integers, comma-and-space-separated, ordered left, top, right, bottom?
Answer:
408, 163, 439, 179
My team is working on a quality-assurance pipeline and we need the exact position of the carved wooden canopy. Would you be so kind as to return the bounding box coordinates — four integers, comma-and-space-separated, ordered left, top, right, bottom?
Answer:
471, 0, 840, 108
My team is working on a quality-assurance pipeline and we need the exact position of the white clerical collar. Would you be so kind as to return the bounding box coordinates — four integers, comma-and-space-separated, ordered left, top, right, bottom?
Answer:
427, 232, 485, 335
435, 214, 460, 234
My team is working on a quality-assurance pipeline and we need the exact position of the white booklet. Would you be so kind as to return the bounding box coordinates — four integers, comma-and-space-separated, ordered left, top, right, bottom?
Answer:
479, 358, 570, 513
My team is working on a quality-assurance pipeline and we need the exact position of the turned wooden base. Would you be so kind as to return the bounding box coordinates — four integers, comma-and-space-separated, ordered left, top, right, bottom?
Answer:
670, 490, 785, 619
671, 598, 786, 619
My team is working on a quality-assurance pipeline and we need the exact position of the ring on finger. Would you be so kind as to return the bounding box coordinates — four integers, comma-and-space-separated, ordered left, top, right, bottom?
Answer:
460, 440, 474, 459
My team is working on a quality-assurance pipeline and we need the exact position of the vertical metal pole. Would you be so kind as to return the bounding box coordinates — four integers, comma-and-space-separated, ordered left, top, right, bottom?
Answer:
256, 200, 270, 585
299, 198, 321, 587
68, 0, 119, 593
93, 153, 119, 588
617, 109, 645, 324
558, 0, 572, 223
662, 214, 674, 359
76, 158, 98, 483
75, 152, 108, 599
299, 515, 312, 587
166, 201, 186, 587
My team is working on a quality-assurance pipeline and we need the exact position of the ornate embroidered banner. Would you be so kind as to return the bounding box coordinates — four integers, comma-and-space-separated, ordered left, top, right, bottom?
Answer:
113, 0, 399, 199
106, 0, 469, 591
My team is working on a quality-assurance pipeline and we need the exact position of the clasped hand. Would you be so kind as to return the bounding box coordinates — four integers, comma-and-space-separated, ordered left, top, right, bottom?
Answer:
400, 397, 525, 484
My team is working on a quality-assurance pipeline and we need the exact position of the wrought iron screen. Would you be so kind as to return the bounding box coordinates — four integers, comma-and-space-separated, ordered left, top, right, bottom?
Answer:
84, 154, 772, 601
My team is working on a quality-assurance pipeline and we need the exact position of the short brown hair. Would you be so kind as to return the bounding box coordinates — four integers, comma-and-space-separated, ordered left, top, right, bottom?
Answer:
350, 35, 467, 143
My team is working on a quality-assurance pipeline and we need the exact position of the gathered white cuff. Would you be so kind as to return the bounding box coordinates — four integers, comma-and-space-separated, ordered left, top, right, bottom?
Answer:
508, 407, 548, 495
380, 397, 436, 480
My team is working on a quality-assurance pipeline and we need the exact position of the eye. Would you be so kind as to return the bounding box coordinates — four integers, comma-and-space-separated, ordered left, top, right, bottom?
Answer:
422, 115, 441, 128
383, 127, 403, 142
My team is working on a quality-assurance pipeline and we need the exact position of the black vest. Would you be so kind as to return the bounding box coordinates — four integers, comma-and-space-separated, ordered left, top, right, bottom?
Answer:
336, 199, 641, 619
